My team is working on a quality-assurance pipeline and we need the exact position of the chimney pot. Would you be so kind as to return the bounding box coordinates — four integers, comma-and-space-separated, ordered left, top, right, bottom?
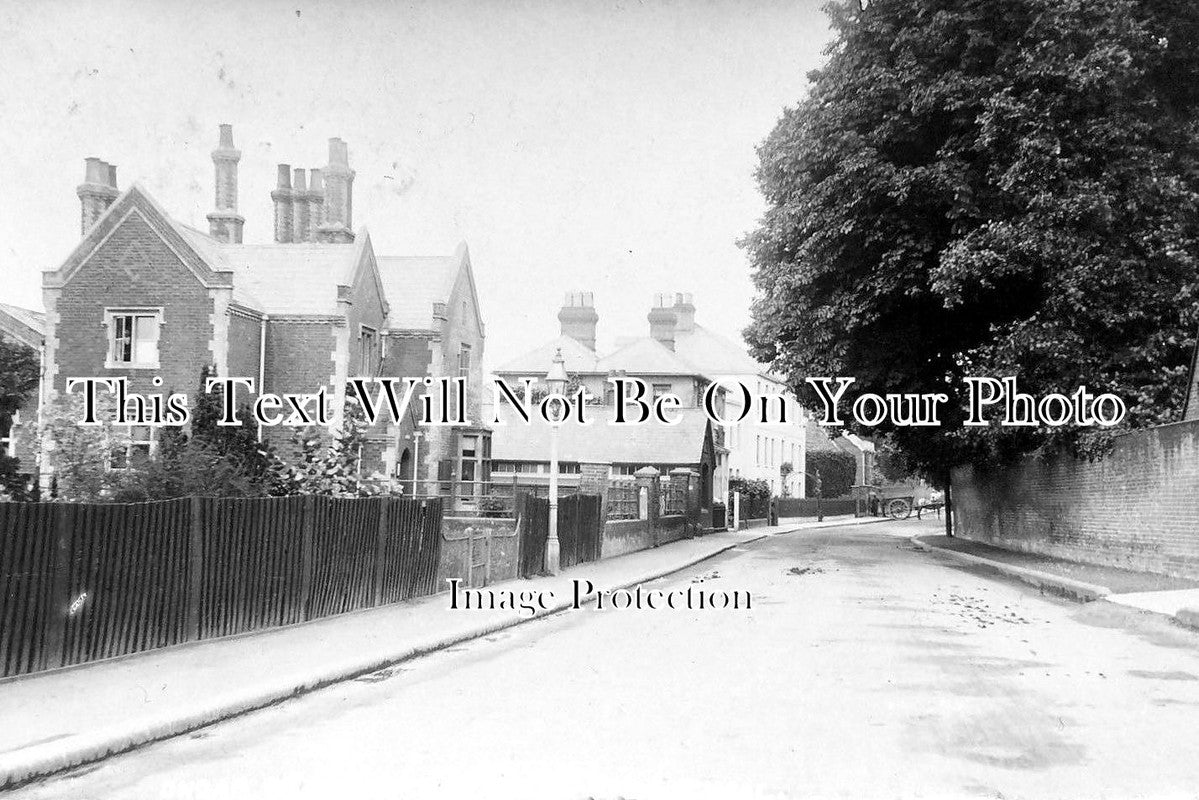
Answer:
276, 163, 292, 189
293, 167, 307, 192
559, 290, 599, 350
218, 123, 234, 149
77, 157, 120, 234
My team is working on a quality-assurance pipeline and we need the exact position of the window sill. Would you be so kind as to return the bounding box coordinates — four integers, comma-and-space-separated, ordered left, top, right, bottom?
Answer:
104, 361, 161, 370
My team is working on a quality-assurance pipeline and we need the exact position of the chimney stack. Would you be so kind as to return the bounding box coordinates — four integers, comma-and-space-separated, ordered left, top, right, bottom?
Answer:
648, 293, 678, 351
558, 291, 599, 350
307, 168, 325, 240
271, 164, 293, 243
291, 168, 310, 242
316, 137, 355, 243
77, 157, 119, 234
206, 124, 244, 243
672, 292, 695, 333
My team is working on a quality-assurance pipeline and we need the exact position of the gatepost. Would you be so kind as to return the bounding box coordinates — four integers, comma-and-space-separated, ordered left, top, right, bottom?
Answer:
634, 466, 660, 546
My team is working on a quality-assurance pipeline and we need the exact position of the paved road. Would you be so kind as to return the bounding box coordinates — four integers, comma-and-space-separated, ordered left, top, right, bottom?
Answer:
12, 520, 1199, 799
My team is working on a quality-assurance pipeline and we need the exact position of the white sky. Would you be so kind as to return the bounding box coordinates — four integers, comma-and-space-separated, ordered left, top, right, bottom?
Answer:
0, 0, 831, 369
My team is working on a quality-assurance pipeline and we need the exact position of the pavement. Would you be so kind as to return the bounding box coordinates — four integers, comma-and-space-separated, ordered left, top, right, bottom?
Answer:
9, 519, 1199, 799
911, 531, 1199, 631
0, 514, 884, 790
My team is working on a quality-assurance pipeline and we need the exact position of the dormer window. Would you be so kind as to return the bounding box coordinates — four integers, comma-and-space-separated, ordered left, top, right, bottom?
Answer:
105, 309, 161, 368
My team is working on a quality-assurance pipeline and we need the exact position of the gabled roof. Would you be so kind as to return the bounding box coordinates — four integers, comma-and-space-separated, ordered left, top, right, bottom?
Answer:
491, 405, 713, 464
595, 337, 708, 377
493, 334, 602, 376
673, 324, 774, 379
377, 243, 478, 331
0, 303, 45, 349
44, 183, 234, 292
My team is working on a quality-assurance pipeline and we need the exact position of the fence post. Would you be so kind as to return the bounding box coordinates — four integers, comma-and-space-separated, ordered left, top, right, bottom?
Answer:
43, 503, 73, 670
373, 496, 390, 607
187, 496, 203, 641
300, 495, 316, 621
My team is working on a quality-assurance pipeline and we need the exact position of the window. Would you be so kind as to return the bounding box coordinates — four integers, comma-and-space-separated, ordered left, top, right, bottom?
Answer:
459, 434, 478, 484
360, 326, 379, 375
109, 425, 154, 470
106, 310, 161, 368
0, 411, 14, 457
458, 344, 472, 378
652, 383, 672, 401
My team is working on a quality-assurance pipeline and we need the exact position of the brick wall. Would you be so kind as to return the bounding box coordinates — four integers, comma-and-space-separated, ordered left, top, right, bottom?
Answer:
261, 320, 335, 455
226, 312, 263, 389
952, 419, 1199, 579
52, 212, 215, 397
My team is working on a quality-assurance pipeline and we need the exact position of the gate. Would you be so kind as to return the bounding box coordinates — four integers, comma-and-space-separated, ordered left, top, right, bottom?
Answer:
517, 494, 549, 578
516, 493, 603, 577
558, 494, 603, 569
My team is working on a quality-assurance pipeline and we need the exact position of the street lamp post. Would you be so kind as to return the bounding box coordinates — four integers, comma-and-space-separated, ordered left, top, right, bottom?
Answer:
544, 348, 568, 575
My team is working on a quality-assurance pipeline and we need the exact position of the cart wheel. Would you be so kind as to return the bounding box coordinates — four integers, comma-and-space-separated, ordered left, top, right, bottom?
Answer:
885, 498, 912, 520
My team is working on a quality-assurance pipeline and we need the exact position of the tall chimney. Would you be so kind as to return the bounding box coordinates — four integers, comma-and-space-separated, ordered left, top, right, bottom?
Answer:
206, 123, 244, 243
316, 137, 355, 243
291, 168, 310, 242
672, 292, 695, 333
307, 168, 325, 241
648, 293, 678, 351
77, 157, 119, 234
558, 291, 599, 350
271, 164, 293, 243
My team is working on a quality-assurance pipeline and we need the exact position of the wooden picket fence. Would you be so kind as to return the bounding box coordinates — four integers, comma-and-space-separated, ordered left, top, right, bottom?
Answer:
0, 495, 442, 679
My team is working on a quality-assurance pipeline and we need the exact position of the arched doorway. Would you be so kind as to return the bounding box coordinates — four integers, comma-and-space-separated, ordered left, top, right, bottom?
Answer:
397, 447, 413, 492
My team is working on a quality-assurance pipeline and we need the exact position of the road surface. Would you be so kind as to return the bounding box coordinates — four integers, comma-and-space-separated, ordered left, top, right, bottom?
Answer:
11, 519, 1199, 799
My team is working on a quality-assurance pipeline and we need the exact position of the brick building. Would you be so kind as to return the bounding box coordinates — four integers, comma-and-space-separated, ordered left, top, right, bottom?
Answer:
40, 125, 487, 489
0, 303, 45, 480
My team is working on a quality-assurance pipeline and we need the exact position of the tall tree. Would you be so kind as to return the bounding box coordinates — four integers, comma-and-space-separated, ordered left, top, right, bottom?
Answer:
744, 0, 1199, 477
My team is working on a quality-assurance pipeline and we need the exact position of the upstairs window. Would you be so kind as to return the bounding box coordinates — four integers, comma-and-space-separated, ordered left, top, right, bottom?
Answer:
360, 326, 380, 375
458, 344, 472, 378
105, 309, 161, 368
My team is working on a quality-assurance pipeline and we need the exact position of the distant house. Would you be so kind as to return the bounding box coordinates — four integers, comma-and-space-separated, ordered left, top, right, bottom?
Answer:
489, 404, 718, 506
0, 303, 45, 479
40, 125, 487, 489
833, 432, 876, 487
492, 292, 727, 508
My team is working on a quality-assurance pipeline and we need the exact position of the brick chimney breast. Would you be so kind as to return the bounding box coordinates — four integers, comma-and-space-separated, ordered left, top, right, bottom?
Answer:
558, 291, 598, 350
307, 168, 325, 241
206, 124, 245, 243
291, 167, 310, 242
317, 137, 355, 244
271, 164, 294, 243
77, 157, 119, 234
648, 292, 678, 351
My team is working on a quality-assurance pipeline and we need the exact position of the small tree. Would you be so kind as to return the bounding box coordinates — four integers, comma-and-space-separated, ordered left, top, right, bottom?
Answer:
41, 392, 121, 502
779, 461, 794, 498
